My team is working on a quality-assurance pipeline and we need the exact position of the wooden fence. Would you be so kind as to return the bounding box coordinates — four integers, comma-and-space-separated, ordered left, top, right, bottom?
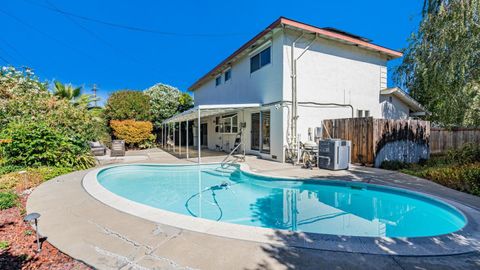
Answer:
322, 118, 430, 166
430, 128, 480, 153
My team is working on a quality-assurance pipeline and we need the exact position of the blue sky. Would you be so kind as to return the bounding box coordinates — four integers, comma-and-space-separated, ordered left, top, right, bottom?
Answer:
1, 0, 423, 104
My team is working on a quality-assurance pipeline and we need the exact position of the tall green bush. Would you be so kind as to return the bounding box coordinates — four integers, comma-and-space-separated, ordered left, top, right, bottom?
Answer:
104, 90, 151, 121
0, 120, 95, 169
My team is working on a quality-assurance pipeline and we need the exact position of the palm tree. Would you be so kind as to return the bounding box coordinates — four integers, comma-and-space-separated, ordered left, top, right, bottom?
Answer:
53, 80, 99, 107
53, 81, 82, 101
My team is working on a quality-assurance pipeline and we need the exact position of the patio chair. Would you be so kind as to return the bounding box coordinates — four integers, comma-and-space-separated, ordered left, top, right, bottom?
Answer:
89, 141, 107, 156
110, 140, 125, 157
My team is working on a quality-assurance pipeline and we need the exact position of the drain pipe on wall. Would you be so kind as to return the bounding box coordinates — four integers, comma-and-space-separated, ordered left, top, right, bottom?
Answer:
291, 32, 318, 152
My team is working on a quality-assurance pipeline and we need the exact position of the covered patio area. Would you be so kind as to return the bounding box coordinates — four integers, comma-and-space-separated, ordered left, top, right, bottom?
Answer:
159, 103, 261, 163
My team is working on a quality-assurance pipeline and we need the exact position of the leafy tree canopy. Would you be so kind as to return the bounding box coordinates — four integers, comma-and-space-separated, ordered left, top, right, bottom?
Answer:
0, 66, 47, 99
104, 90, 151, 121
144, 83, 193, 128
395, 0, 480, 127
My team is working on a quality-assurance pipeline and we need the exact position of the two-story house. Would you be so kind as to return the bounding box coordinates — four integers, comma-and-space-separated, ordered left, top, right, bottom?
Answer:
162, 17, 426, 163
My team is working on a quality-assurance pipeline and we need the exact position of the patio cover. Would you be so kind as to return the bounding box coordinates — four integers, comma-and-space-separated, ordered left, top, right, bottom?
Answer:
162, 103, 262, 124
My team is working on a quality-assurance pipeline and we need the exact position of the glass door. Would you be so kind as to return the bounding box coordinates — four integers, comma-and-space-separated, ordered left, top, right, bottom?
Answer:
251, 113, 260, 151
251, 111, 270, 153
261, 111, 270, 153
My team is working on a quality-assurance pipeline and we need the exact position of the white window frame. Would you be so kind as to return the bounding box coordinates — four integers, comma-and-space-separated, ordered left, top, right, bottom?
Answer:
215, 114, 238, 134
250, 46, 271, 74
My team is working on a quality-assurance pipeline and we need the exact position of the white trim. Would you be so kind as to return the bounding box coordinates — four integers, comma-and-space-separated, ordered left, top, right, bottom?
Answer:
248, 39, 272, 56
163, 103, 261, 124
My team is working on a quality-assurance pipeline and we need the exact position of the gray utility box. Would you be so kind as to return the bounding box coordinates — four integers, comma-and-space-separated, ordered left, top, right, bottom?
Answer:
318, 139, 351, 170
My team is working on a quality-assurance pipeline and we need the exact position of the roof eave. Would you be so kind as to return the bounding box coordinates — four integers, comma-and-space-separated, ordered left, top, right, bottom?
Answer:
188, 17, 403, 91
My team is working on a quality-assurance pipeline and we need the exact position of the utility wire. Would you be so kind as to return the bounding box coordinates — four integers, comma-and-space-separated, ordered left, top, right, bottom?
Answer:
0, 36, 33, 64
44, 0, 166, 75
0, 7, 98, 62
0, 54, 10, 64
23, 0, 247, 37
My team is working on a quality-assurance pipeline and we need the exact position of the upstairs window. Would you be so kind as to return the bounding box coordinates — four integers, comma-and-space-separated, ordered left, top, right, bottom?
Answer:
215, 76, 222, 86
365, 110, 370, 117
224, 69, 231, 82
250, 47, 271, 73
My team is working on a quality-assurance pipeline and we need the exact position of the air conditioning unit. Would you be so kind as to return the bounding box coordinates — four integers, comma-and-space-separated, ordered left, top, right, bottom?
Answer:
318, 139, 351, 170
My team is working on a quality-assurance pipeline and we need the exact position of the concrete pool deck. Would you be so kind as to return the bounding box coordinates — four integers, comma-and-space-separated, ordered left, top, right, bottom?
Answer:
27, 149, 480, 269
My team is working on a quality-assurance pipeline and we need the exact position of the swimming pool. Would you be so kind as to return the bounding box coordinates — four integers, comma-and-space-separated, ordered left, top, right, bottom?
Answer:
96, 164, 466, 238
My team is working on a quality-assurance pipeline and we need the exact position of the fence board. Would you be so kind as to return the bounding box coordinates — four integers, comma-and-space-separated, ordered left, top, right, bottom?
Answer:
322, 118, 430, 166
430, 128, 480, 153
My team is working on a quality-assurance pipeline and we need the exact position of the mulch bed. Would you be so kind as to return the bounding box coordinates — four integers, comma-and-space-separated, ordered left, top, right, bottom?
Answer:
0, 195, 91, 270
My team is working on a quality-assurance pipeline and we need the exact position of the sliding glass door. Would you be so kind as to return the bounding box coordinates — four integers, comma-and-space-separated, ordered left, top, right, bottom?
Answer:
251, 113, 260, 151
250, 111, 270, 154
261, 111, 270, 153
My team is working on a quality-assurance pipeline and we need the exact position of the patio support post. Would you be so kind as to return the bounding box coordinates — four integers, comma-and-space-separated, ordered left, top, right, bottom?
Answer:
198, 108, 201, 164
186, 120, 189, 159
179, 121, 182, 157
173, 122, 176, 153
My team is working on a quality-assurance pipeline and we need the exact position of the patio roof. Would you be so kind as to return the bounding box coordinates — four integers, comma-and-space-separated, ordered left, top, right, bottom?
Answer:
162, 103, 261, 124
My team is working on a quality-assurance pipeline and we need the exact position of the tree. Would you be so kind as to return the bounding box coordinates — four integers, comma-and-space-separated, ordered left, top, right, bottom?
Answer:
104, 90, 151, 121
53, 80, 81, 100
178, 92, 194, 112
52, 80, 97, 107
394, 0, 480, 127
144, 83, 184, 129
0, 66, 47, 99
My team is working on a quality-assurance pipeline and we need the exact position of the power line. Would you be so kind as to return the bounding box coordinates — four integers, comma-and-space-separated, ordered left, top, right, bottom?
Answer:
0, 54, 10, 64
43, 0, 173, 76
23, 0, 248, 38
0, 7, 98, 62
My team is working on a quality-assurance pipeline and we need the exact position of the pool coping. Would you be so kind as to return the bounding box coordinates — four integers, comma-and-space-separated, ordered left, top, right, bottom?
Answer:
82, 162, 480, 256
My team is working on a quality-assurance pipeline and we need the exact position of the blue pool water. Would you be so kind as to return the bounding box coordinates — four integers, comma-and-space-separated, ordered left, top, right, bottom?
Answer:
97, 164, 466, 237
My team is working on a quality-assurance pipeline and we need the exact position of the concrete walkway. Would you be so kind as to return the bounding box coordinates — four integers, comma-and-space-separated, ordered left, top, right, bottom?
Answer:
27, 149, 480, 269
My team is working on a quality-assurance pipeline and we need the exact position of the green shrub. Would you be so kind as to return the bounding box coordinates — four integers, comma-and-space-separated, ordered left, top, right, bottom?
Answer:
0, 166, 72, 192
110, 120, 154, 147
0, 165, 25, 176
380, 160, 412, 170
104, 90, 151, 121
0, 120, 95, 169
446, 143, 480, 165
412, 163, 480, 196
0, 241, 9, 250
29, 166, 73, 181
0, 192, 18, 210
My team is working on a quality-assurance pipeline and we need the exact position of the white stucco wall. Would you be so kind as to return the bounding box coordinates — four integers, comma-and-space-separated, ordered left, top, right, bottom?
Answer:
193, 31, 284, 106
190, 28, 395, 162
380, 95, 411, 119
282, 30, 390, 143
